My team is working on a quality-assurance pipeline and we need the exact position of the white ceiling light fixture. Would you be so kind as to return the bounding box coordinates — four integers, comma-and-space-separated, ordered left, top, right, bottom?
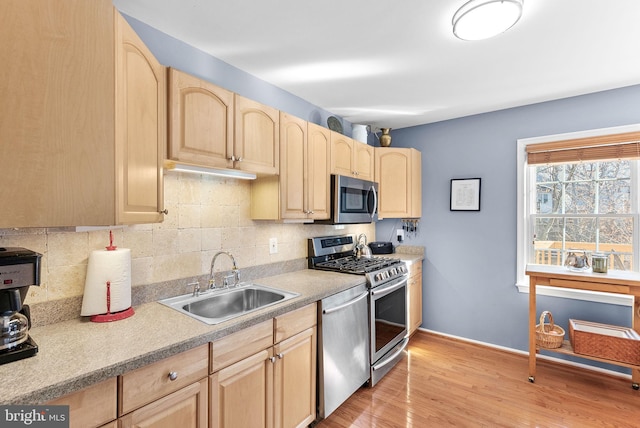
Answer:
453, 0, 523, 41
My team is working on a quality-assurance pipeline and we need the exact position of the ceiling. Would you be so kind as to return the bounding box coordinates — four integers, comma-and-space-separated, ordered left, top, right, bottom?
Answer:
113, 0, 640, 130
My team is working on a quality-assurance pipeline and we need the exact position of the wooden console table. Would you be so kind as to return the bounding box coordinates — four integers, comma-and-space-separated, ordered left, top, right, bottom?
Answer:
526, 264, 640, 389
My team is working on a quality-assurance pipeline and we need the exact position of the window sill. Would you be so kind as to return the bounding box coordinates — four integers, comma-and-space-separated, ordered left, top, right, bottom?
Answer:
515, 283, 633, 307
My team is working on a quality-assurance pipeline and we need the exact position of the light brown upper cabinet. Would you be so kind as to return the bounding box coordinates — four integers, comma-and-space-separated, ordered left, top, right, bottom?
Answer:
375, 148, 422, 219
330, 132, 375, 181
234, 95, 280, 176
250, 115, 330, 221
168, 68, 234, 168
0, 0, 166, 227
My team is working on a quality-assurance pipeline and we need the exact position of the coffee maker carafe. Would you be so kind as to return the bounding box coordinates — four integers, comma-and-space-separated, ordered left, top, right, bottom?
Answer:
0, 247, 42, 364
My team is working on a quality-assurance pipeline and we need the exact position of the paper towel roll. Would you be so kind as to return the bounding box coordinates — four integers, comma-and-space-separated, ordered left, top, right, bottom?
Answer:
81, 248, 131, 316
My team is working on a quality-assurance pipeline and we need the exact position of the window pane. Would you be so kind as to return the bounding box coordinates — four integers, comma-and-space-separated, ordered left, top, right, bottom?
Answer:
536, 164, 563, 183
566, 163, 597, 181
565, 217, 596, 246
564, 182, 596, 214
599, 160, 630, 180
598, 179, 631, 214
536, 184, 561, 214
534, 218, 563, 265
599, 217, 633, 246
535, 217, 563, 242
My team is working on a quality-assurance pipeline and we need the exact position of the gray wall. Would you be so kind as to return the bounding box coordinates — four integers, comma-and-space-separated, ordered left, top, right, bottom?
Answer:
377, 84, 640, 371
123, 15, 352, 135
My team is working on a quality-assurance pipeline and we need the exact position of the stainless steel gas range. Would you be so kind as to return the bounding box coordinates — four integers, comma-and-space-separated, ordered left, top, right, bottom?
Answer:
309, 234, 409, 416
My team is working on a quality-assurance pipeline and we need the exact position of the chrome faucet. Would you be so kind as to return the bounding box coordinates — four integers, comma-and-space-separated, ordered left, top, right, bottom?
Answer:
208, 251, 240, 290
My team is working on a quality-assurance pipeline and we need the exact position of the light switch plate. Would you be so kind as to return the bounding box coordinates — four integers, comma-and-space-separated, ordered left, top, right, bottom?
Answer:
269, 238, 278, 254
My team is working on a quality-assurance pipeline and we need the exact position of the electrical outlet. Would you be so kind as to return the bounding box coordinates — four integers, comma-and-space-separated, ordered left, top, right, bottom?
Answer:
269, 237, 278, 254
397, 229, 405, 242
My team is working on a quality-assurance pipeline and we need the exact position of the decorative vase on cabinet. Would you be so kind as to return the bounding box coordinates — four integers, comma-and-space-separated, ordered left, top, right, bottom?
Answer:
379, 128, 392, 147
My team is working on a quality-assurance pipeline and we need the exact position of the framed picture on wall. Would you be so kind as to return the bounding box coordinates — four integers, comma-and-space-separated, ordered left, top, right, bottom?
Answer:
450, 178, 481, 211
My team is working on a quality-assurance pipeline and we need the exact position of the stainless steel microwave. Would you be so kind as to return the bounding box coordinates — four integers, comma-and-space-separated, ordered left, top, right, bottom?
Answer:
318, 175, 378, 224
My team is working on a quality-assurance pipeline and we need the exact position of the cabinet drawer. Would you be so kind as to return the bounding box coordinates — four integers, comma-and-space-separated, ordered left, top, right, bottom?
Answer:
119, 344, 209, 415
211, 319, 274, 373
48, 378, 117, 428
274, 303, 317, 343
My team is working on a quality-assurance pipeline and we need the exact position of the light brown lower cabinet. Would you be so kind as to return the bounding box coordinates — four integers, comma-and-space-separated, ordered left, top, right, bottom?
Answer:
408, 261, 423, 336
119, 378, 208, 428
210, 304, 317, 428
47, 377, 117, 428
44, 305, 316, 428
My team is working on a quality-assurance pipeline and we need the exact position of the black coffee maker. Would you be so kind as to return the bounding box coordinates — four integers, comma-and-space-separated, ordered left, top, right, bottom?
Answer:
0, 247, 42, 364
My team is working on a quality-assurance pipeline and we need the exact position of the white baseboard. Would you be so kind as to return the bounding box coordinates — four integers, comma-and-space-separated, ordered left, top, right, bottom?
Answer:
417, 327, 631, 380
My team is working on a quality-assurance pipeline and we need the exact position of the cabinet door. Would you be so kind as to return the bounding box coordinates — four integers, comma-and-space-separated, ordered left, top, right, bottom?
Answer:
410, 149, 422, 218
47, 378, 117, 428
210, 348, 274, 428
235, 95, 279, 175
375, 148, 421, 219
119, 379, 208, 428
280, 112, 307, 219
168, 68, 234, 168
354, 143, 375, 181
115, 12, 166, 224
330, 132, 354, 177
408, 262, 423, 336
307, 123, 331, 220
0, 0, 116, 227
273, 327, 317, 428
376, 148, 412, 218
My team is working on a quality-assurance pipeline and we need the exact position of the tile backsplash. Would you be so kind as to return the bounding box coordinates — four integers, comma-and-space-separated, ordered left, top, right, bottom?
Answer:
0, 172, 374, 306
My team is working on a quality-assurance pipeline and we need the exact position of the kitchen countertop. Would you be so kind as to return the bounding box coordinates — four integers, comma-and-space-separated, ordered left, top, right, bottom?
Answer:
1, 250, 425, 406
0, 269, 367, 405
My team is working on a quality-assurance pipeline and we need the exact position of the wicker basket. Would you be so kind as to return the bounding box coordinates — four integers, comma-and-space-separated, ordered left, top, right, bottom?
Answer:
569, 319, 640, 365
536, 311, 565, 349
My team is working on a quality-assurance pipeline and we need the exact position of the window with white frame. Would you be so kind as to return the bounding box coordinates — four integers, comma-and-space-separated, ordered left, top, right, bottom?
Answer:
516, 125, 640, 303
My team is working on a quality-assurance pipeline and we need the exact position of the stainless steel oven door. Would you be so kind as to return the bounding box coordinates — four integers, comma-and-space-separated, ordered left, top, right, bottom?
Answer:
369, 275, 408, 365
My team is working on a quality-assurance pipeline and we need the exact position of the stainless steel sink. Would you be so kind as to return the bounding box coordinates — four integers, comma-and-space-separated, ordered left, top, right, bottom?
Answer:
159, 283, 299, 325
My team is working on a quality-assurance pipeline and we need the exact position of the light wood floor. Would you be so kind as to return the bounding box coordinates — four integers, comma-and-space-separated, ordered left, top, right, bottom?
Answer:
315, 331, 639, 427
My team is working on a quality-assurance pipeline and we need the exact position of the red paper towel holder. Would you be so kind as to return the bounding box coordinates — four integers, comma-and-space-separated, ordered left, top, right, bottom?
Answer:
90, 231, 135, 322
90, 280, 135, 323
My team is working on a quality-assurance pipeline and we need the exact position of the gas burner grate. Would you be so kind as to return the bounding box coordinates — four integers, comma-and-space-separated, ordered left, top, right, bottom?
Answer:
315, 256, 400, 274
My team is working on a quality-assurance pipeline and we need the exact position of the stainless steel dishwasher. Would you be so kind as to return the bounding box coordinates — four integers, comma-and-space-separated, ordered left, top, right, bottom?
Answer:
317, 283, 370, 419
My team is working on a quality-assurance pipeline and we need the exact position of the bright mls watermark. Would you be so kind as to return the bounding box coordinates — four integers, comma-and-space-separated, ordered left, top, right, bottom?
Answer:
0, 406, 69, 427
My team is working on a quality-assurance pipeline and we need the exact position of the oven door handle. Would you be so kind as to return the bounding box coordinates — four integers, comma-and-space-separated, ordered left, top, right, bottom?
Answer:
372, 337, 409, 371
322, 291, 369, 315
371, 278, 407, 297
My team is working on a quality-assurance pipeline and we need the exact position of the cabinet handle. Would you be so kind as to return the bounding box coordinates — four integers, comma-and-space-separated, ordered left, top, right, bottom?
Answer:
277, 353, 284, 359
168, 371, 178, 381
159, 209, 168, 215
268, 356, 276, 363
